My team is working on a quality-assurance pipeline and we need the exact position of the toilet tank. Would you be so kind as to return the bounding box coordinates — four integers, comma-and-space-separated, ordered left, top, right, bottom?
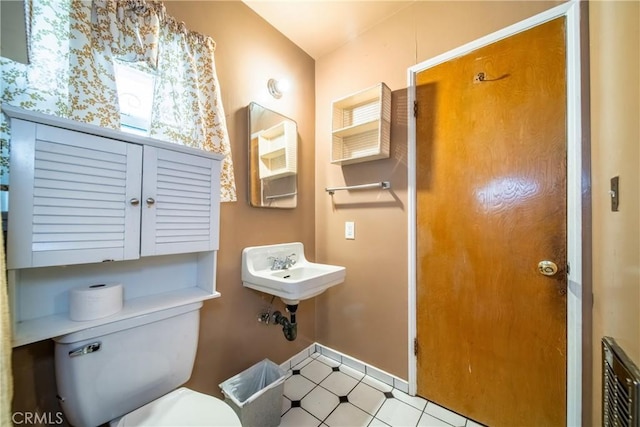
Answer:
54, 302, 202, 427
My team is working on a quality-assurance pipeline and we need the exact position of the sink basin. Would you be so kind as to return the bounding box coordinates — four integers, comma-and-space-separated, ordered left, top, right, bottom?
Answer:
242, 242, 345, 305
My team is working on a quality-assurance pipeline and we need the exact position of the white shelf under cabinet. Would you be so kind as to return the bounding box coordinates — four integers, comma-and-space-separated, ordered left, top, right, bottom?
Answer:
13, 288, 221, 347
9, 249, 220, 347
331, 83, 391, 165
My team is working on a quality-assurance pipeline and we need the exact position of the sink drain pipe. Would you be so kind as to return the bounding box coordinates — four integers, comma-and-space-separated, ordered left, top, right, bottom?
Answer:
273, 304, 298, 341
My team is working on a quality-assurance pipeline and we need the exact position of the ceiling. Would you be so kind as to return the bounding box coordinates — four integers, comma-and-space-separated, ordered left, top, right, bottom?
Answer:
242, 1, 415, 59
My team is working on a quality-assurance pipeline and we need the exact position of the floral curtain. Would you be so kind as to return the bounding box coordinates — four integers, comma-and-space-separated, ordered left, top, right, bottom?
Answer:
147, 5, 236, 201
0, 0, 121, 173
0, 0, 236, 202
3, 0, 120, 125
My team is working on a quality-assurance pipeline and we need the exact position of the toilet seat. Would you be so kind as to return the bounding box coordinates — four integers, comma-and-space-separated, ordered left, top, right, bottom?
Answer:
114, 387, 241, 426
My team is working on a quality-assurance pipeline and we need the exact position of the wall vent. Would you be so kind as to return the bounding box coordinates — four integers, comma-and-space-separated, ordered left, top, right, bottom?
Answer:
602, 336, 640, 427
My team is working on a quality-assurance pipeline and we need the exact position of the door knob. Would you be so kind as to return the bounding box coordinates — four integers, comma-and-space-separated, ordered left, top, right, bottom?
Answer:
146, 197, 155, 205
538, 260, 558, 276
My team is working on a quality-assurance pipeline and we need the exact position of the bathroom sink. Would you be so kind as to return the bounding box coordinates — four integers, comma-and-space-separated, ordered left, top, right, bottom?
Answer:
242, 242, 345, 305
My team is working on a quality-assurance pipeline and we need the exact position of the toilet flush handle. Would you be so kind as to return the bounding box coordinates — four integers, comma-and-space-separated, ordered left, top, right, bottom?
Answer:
68, 341, 101, 357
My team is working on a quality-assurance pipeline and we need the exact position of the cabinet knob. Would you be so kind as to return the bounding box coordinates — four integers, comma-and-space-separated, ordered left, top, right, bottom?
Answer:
130, 198, 140, 206
146, 197, 156, 205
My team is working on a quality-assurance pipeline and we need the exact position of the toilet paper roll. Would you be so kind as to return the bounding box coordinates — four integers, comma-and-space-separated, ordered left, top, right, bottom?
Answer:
69, 283, 124, 321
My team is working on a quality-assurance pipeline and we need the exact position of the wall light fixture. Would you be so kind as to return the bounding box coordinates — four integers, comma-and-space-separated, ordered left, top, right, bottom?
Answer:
268, 78, 290, 99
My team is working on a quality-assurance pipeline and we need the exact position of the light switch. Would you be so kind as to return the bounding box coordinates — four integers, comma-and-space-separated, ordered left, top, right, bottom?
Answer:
345, 221, 355, 240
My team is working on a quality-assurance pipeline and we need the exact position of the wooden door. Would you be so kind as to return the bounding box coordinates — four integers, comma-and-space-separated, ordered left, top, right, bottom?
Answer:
416, 18, 567, 426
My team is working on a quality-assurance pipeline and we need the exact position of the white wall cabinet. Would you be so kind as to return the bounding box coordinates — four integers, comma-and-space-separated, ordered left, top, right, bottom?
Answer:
3, 106, 223, 347
7, 119, 220, 269
331, 82, 391, 165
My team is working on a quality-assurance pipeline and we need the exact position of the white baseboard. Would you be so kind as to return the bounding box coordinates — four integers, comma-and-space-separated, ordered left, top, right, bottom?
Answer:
279, 342, 410, 395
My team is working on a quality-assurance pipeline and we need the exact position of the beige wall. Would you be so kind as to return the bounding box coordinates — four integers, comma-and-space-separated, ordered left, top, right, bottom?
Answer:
315, 1, 562, 379
164, 0, 316, 395
314, 3, 640, 425
590, 1, 640, 424
11, 1, 316, 422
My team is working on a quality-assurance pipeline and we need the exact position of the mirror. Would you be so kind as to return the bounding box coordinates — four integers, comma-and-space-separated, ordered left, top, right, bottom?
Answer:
248, 102, 298, 208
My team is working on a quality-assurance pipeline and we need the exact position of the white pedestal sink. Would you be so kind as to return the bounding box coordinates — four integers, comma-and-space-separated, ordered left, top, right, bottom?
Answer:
241, 242, 346, 305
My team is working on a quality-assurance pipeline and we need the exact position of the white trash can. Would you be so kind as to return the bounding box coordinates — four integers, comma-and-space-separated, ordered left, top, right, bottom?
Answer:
219, 359, 287, 427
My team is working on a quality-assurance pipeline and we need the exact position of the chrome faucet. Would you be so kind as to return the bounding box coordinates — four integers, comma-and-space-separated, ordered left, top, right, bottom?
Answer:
269, 253, 297, 270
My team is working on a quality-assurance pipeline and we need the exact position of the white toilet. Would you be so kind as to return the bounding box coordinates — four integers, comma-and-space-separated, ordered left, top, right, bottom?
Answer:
53, 302, 241, 427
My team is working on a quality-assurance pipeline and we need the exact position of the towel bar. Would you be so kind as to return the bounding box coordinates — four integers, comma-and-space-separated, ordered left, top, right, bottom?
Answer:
325, 181, 390, 195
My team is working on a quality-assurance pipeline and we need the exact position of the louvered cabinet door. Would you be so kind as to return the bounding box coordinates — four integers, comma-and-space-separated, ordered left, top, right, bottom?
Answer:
7, 121, 143, 269
140, 146, 220, 257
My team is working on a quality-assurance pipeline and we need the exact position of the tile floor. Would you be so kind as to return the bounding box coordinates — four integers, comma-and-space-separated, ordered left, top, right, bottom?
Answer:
279, 352, 482, 427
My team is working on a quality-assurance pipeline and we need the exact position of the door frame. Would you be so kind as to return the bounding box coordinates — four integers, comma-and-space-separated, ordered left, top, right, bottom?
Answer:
406, 1, 587, 425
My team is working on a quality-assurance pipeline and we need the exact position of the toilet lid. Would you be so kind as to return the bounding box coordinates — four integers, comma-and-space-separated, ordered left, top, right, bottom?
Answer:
116, 387, 241, 426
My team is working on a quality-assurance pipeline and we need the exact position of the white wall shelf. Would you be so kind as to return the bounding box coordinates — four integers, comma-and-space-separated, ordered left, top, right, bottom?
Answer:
331, 83, 391, 165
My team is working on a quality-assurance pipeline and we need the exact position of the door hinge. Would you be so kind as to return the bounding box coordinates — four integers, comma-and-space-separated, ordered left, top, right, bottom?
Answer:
413, 337, 419, 356
413, 100, 418, 118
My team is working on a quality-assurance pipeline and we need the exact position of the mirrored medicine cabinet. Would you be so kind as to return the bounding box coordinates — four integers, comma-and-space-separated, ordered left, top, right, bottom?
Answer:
248, 102, 298, 208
